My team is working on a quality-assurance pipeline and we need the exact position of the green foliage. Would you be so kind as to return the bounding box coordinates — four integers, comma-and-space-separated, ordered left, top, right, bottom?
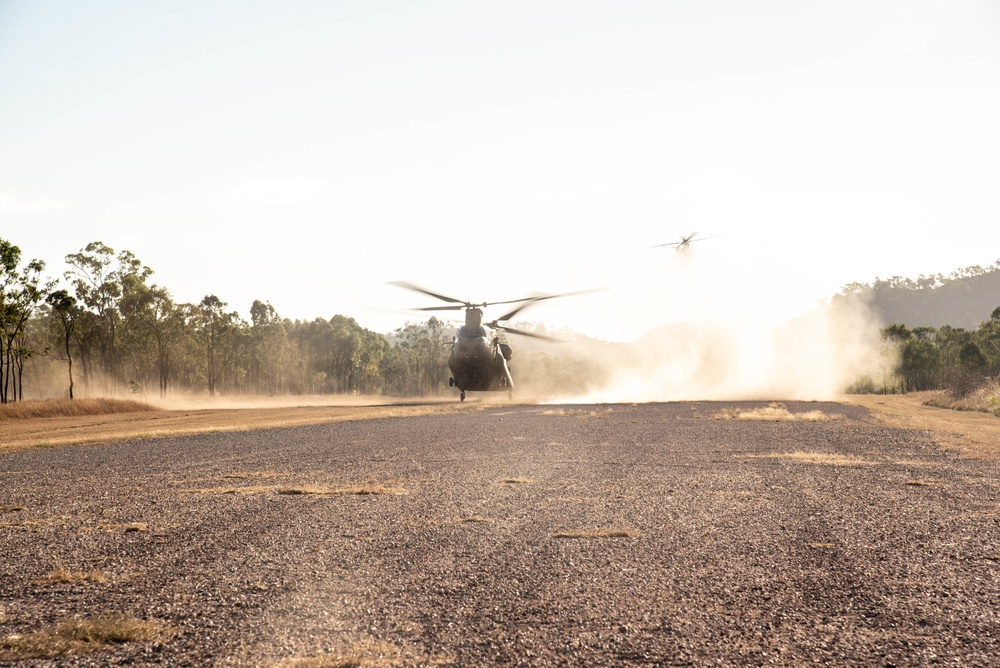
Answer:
877, 303, 1000, 396
897, 337, 942, 392
1, 238, 55, 402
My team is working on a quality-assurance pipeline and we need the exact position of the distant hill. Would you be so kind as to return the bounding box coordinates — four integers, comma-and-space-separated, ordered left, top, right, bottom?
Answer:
840, 261, 1000, 329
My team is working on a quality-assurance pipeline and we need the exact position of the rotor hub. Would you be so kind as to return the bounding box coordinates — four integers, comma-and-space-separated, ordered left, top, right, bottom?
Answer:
465, 308, 484, 328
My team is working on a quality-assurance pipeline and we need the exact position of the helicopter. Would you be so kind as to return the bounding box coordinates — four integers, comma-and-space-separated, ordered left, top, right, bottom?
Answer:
390, 281, 586, 401
651, 232, 718, 255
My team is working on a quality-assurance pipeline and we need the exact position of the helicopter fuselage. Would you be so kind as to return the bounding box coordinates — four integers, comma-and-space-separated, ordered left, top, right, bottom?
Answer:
448, 309, 513, 399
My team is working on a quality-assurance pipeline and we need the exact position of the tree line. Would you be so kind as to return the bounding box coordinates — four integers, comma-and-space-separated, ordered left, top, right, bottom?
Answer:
6, 235, 1000, 404
853, 309, 1000, 396
2, 238, 456, 402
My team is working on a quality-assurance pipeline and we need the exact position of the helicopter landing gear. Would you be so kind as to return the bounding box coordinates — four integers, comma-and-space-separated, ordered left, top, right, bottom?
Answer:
449, 377, 455, 387
460, 390, 466, 402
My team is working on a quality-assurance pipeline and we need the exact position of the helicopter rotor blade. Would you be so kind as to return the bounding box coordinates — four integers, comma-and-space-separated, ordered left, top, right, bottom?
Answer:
492, 288, 603, 322
490, 323, 561, 341
413, 305, 467, 312
388, 281, 470, 307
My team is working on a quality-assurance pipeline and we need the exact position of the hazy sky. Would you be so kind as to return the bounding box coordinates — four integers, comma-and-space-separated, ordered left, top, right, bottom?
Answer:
3, 0, 1000, 341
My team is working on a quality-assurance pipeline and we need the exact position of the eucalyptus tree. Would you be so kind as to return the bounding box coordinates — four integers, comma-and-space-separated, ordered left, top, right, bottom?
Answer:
45, 289, 78, 399
147, 288, 187, 398
391, 318, 451, 396
249, 300, 289, 395
0, 238, 55, 402
197, 295, 246, 396
63, 242, 153, 391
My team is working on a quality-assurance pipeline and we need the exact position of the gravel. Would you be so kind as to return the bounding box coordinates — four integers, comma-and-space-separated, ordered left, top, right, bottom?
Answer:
1, 401, 999, 666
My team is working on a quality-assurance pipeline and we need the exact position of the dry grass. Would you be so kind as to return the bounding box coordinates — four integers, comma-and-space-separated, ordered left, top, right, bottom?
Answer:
840, 392, 1000, 460
180, 484, 407, 496
924, 380, 1000, 417
0, 398, 157, 420
34, 565, 106, 585
279, 654, 364, 668
541, 408, 613, 418
277, 485, 408, 496
550, 528, 642, 539
746, 451, 872, 466
904, 479, 940, 487
0, 614, 169, 660
1, 515, 69, 531
715, 402, 841, 422
499, 477, 533, 485
220, 470, 287, 480
0, 401, 477, 451
180, 485, 279, 495
458, 515, 493, 524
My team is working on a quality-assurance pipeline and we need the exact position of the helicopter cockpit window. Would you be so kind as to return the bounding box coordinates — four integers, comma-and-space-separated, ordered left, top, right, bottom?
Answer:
458, 326, 487, 339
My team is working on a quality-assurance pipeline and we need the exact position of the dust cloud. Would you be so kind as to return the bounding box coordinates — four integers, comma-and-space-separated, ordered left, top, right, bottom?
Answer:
528, 254, 884, 404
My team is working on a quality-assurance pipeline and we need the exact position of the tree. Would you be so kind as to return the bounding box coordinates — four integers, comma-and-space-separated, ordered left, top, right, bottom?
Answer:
249, 300, 288, 395
197, 295, 245, 396
64, 242, 153, 392
897, 338, 942, 392
0, 238, 55, 402
46, 289, 78, 399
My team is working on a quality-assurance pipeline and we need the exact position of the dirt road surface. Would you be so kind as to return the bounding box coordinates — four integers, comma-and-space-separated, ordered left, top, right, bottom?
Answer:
2, 400, 999, 666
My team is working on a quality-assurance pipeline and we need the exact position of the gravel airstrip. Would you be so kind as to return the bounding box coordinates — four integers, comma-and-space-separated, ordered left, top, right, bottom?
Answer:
1, 399, 999, 667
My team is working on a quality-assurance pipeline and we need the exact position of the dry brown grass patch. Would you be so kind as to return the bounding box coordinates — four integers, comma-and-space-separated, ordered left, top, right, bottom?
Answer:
182, 483, 407, 496
715, 402, 841, 422
220, 470, 287, 480
747, 451, 871, 466
541, 408, 613, 418
278, 485, 408, 496
180, 485, 278, 495
0, 614, 170, 660
904, 480, 940, 487
0, 398, 157, 420
924, 380, 1000, 417
34, 566, 106, 585
551, 528, 641, 539
1, 515, 69, 530
458, 515, 493, 524
279, 654, 364, 668
499, 477, 533, 485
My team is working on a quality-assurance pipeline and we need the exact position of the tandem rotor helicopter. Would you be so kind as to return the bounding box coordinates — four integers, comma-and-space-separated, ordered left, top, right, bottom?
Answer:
390, 281, 591, 402
651, 232, 719, 255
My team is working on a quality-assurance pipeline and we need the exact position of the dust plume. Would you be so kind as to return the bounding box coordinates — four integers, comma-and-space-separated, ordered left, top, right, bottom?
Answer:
525, 257, 883, 404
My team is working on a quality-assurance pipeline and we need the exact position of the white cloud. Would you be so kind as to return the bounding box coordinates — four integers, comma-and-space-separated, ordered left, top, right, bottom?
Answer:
0, 190, 67, 212
217, 177, 328, 206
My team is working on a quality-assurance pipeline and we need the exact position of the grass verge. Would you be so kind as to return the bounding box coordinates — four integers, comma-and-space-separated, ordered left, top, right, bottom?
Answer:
0, 398, 157, 420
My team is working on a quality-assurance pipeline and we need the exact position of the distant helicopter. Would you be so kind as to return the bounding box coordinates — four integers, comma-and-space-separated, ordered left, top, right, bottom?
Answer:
651, 232, 718, 255
390, 281, 586, 401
